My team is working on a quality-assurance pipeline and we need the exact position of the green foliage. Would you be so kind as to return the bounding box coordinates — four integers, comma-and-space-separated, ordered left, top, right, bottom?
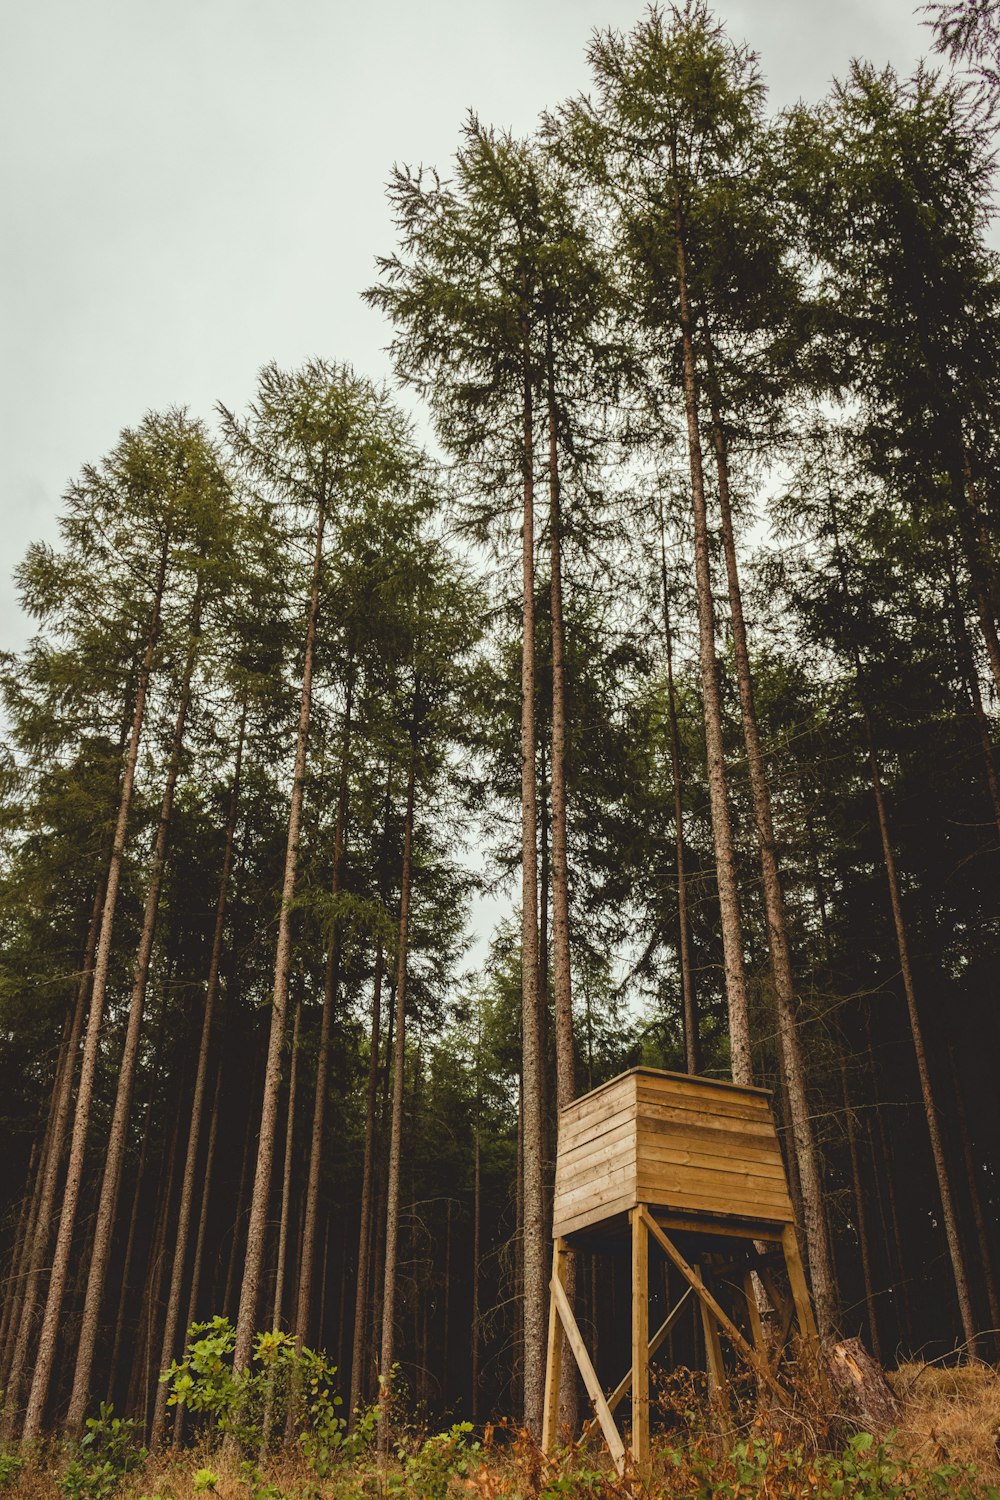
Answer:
191, 1469, 219, 1493
59, 1404, 147, 1500
163, 1319, 348, 1475
0, 1454, 23, 1491
391, 1423, 480, 1500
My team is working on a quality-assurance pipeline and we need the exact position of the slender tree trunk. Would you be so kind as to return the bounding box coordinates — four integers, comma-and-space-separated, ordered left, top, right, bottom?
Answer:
149, 704, 246, 1448
544, 331, 578, 1434
173, 1060, 222, 1450
471, 1124, 481, 1425
68, 593, 203, 1433
105, 1069, 157, 1407
839, 1049, 881, 1362
671, 187, 751, 1084
831, 516, 979, 1353
378, 737, 417, 1450
657, 498, 698, 1074
3, 890, 98, 1417
862, 697, 977, 1352
949, 1046, 1000, 1349
233, 504, 326, 1376
273, 999, 301, 1334
519, 315, 546, 1437
294, 674, 353, 1349
708, 399, 837, 1335
22, 538, 169, 1444
349, 943, 385, 1428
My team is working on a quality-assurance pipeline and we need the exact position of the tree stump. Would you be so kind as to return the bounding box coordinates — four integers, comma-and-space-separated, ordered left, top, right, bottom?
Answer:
825, 1337, 900, 1438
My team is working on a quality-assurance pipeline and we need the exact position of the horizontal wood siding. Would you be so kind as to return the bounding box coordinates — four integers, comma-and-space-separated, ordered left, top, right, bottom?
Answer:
552, 1069, 794, 1238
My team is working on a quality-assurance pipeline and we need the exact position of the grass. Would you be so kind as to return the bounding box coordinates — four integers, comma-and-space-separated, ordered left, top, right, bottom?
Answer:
3, 1361, 1000, 1498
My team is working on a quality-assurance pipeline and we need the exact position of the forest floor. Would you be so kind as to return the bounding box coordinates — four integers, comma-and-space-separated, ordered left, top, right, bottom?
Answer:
4, 1361, 1000, 1500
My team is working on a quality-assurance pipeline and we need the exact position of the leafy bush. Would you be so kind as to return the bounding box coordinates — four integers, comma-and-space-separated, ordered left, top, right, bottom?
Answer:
0, 1454, 23, 1492
393, 1422, 480, 1500
60, 1404, 147, 1500
163, 1315, 348, 1476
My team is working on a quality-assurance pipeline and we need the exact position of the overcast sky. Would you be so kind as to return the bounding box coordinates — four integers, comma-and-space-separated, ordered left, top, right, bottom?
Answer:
1, 0, 932, 654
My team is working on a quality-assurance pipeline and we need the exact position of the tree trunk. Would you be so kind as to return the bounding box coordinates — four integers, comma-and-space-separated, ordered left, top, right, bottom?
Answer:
349, 942, 385, 1429
471, 1124, 481, 1425
294, 673, 353, 1349
949, 1046, 1000, 1351
233, 504, 326, 1376
657, 497, 698, 1074
68, 591, 203, 1433
2, 887, 98, 1417
22, 538, 169, 1444
839, 1049, 881, 1362
671, 185, 752, 1084
858, 690, 978, 1353
378, 736, 417, 1451
833, 499, 978, 1353
708, 399, 837, 1335
172, 1059, 223, 1450
544, 330, 578, 1435
149, 703, 246, 1448
519, 313, 547, 1437
273, 998, 301, 1334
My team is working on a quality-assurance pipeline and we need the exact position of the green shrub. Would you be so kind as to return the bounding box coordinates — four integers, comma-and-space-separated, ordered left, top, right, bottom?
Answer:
0, 1454, 23, 1491
60, 1404, 147, 1500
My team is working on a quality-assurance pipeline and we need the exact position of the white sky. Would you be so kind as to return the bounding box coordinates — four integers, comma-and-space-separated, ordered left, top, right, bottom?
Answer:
1, 0, 933, 654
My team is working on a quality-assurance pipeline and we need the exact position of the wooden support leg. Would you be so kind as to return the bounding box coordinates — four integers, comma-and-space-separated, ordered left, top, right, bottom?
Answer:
781, 1226, 820, 1354
700, 1282, 726, 1393
551, 1273, 626, 1473
630, 1206, 650, 1472
607, 1286, 694, 1414
542, 1239, 569, 1454
640, 1208, 786, 1399
743, 1269, 765, 1353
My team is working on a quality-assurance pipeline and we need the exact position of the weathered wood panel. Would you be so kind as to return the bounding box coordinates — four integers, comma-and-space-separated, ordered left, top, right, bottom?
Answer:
552, 1068, 794, 1238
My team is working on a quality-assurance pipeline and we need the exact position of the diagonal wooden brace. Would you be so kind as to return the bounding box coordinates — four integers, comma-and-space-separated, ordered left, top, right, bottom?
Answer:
639, 1208, 786, 1399
551, 1274, 627, 1475
606, 1285, 694, 1413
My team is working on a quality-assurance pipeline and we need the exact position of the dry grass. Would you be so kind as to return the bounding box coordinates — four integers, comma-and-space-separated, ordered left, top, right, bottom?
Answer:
5, 1363, 1000, 1497
889, 1360, 1000, 1482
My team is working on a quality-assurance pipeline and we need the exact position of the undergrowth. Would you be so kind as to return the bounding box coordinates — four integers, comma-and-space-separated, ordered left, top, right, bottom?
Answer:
4, 1334, 999, 1499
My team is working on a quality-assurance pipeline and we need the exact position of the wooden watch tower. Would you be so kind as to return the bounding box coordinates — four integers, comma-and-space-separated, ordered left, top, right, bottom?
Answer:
541, 1067, 819, 1475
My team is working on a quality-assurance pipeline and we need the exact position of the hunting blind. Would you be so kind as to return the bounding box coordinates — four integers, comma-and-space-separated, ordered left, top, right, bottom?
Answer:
541, 1067, 820, 1474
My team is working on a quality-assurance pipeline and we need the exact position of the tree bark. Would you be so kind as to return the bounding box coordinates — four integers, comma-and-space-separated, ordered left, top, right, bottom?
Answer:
544, 328, 579, 1435
349, 942, 385, 1428
294, 672, 353, 1349
149, 703, 246, 1448
830, 506, 979, 1352
273, 997, 301, 1335
519, 313, 547, 1437
378, 736, 417, 1451
859, 682, 978, 1352
708, 399, 837, 1335
839, 1048, 881, 1362
671, 186, 751, 1084
68, 589, 203, 1433
233, 503, 326, 1376
22, 537, 168, 1444
2, 887, 98, 1417
657, 496, 698, 1074
949, 1046, 1000, 1351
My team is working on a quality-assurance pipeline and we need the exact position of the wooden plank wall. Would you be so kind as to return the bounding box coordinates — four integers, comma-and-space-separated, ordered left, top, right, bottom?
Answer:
552, 1069, 794, 1238
634, 1073, 794, 1224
